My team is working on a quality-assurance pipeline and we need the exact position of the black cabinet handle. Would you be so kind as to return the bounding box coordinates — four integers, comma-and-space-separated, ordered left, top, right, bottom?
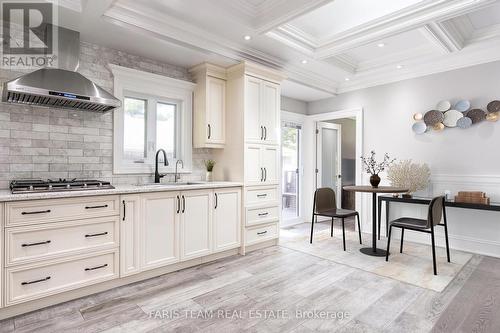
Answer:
22, 209, 51, 215
258, 212, 269, 217
260, 168, 264, 182
85, 264, 108, 271
22, 276, 51, 285
122, 200, 126, 221
214, 193, 218, 209
264, 126, 267, 140
257, 194, 267, 198
177, 195, 180, 214
257, 231, 268, 236
85, 232, 108, 238
208, 124, 211, 139
264, 168, 267, 182
22, 240, 51, 247
85, 204, 108, 209
182, 195, 185, 213
260, 126, 264, 140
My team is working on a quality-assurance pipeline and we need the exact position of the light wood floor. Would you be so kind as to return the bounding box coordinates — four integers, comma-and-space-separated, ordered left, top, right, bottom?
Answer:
0, 221, 498, 333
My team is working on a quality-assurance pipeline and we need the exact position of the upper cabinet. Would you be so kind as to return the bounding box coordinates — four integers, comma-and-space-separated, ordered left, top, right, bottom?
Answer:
190, 63, 226, 148
244, 76, 280, 145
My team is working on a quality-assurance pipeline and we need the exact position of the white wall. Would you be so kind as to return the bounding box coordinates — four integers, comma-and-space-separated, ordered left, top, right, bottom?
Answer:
281, 96, 308, 115
307, 60, 500, 257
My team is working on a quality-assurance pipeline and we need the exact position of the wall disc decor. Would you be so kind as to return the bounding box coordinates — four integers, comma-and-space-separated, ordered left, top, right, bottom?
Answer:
457, 116, 472, 129
412, 122, 427, 134
466, 109, 486, 123
443, 110, 463, 127
454, 100, 470, 112
487, 100, 500, 113
424, 110, 444, 126
433, 123, 445, 131
486, 112, 499, 122
436, 100, 451, 112
413, 113, 423, 121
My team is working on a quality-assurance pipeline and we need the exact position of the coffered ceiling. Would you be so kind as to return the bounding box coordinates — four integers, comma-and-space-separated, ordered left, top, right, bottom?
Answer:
54, 0, 500, 101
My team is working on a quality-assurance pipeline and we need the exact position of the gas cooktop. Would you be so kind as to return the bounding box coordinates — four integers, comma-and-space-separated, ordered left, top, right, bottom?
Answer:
10, 179, 115, 194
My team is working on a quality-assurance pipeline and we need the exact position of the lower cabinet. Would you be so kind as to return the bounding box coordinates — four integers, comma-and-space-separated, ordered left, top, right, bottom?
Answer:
120, 187, 241, 277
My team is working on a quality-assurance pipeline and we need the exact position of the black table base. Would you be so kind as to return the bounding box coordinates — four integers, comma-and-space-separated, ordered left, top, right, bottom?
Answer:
359, 247, 387, 257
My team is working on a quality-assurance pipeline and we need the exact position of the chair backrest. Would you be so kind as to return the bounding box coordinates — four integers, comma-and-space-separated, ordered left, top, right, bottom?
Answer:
313, 187, 336, 213
427, 196, 445, 228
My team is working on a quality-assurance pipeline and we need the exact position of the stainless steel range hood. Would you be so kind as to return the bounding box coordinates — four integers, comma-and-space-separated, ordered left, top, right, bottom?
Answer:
2, 27, 121, 112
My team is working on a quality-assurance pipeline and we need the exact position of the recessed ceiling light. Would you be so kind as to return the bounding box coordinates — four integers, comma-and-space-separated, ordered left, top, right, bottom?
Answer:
344, 78, 350, 81
377, 43, 385, 48
396, 64, 404, 69
244, 35, 252, 41
301, 59, 308, 64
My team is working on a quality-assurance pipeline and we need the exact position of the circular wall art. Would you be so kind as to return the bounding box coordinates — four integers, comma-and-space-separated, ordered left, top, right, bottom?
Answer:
454, 100, 470, 112
486, 112, 499, 122
457, 116, 472, 129
412, 122, 427, 134
413, 113, 423, 121
433, 123, 445, 131
487, 100, 500, 113
443, 110, 463, 127
424, 110, 444, 126
466, 109, 486, 123
436, 100, 451, 112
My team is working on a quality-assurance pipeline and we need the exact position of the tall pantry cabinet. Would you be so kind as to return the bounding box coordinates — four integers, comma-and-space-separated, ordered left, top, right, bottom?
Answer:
213, 62, 286, 253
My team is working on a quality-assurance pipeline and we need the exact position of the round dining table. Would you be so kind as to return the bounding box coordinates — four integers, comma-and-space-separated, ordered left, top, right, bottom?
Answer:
343, 185, 409, 257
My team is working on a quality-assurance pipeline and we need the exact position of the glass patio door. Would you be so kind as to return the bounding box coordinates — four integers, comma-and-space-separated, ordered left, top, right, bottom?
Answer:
281, 123, 300, 222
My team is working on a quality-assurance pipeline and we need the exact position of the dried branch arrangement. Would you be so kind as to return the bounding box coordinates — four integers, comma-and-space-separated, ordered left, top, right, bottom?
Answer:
360, 151, 395, 175
387, 159, 430, 195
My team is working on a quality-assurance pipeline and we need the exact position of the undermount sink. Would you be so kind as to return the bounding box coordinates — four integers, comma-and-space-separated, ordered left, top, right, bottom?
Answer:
135, 182, 204, 187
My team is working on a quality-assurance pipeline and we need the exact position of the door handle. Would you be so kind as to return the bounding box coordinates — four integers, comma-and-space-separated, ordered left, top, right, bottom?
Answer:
122, 200, 126, 221
214, 193, 218, 209
264, 126, 267, 140
260, 126, 264, 140
177, 195, 180, 214
208, 124, 211, 139
264, 168, 267, 182
260, 168, 264, 182
182, 195, 185, 213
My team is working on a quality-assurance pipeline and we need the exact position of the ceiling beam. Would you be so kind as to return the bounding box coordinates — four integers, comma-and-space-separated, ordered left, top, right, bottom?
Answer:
421, 22, 465, 53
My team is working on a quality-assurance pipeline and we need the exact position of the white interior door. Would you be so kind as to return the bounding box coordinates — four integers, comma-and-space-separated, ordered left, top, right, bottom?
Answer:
316, 122, 342, 207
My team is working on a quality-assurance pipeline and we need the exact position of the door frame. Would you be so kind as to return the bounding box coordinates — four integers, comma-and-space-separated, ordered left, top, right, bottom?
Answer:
315, 122, 342, 207
281, 111, 305, 226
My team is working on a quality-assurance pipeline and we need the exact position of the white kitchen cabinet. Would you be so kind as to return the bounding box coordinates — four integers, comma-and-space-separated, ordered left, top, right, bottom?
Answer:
180, 189, 212, 260
213, 188, 241, 252
244, 75, 280, 145
120, 195, 141, 277
142, 192, 180, 270
191, 63, 226, 148
245, 144, 280, 186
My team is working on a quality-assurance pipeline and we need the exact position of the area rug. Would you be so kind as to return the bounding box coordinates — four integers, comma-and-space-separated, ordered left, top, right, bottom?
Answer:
279, 224, 472, 292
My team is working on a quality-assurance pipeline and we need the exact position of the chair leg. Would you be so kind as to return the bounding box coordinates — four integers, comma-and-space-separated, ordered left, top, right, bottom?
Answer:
443, 206, 451, 263
385, 225, 392, 261
431, 226, 437, 275
378, 198, 382, 240
341, 218, 346, 251
331, 217, 334, 237
400, 228, 404, 253
310, 214, 315, 244
356, 213, 362, 244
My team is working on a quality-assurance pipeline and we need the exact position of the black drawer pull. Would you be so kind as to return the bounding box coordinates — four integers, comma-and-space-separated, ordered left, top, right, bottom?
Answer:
22, 240, 51, 247
256, 194, 267, 198
85, 264, 108, 271
85, 232, 108, 238
85, 204, 108, 209
21, 209, 51, 215
257, 231, 268, 235
122, 200, 126, 221
21, 276, 51, 285
258, 212, 269, 217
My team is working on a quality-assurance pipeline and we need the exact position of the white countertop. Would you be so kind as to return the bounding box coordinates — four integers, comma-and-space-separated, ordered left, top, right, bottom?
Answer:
0, 181, 243, 202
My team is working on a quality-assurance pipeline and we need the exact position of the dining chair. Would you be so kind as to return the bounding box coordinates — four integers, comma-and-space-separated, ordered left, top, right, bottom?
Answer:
385, 196, 450, 275
310, 187, 362, 251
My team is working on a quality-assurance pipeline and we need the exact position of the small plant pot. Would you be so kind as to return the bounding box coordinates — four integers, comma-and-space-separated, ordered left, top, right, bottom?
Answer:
370, 174, 381, 188
205, 171, 213, 182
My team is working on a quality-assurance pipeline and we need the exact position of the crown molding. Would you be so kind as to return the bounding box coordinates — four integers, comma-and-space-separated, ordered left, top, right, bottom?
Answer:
325, 55, 357, 74
421, 22, 464, 53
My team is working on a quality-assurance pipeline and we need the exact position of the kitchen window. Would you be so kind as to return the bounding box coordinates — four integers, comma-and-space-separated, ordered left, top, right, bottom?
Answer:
111, 65, 195, 174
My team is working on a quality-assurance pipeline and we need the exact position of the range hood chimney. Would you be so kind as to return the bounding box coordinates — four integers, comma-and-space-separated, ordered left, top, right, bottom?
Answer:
2, 27, 121, 112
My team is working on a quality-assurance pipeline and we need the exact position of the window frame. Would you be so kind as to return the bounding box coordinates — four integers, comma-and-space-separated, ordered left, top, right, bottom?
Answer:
111, 64, 195, 175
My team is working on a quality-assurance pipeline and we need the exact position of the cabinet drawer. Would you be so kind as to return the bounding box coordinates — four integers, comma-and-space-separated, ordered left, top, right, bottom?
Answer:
6, 217, 119, 266
246, 187, 278, 206
6, 250, 118, 305
6, 196, 119, 226
246, 223, 279, 245
246, 205, 279, 226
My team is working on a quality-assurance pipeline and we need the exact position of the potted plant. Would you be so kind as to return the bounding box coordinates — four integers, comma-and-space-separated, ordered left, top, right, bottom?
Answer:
387, 160, 430, 198
204, 159, 216, 182
360, 151, 395, 188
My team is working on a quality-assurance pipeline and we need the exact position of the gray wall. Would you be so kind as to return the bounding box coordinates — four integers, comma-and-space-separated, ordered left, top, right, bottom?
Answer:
281, 96, 307, 114
308, 61, 500, 175
0, 41, 212, 189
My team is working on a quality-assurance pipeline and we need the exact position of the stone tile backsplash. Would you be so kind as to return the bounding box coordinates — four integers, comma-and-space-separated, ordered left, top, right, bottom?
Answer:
0, 42, 212, 189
